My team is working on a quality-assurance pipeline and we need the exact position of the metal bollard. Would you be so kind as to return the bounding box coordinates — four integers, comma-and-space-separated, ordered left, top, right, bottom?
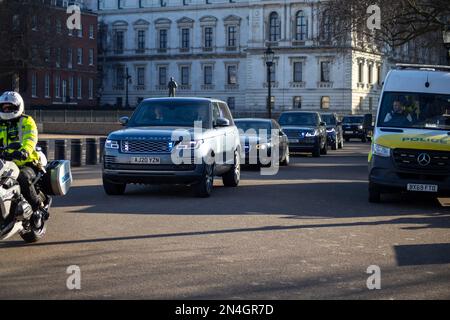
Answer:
37, 140, 49, 158
85, 138, 98, 165
70, 139, 82, 167
54, 140, 67, 160
99, 137, 107, 162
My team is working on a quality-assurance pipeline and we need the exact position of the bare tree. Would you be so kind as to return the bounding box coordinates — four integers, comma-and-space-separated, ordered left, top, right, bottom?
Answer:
323, 0, 450, 49
0, 0, 65, 91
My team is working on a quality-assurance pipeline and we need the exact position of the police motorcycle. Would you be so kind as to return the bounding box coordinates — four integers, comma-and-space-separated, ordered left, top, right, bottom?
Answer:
0, 143, 72, 243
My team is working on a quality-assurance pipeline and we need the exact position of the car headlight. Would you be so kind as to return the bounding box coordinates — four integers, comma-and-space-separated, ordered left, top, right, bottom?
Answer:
373, 143, 391, 157
358, 125, 364, 130
256, 143, 272, 150
305, 130, 318, 137
176, 140, 204, 150
105, 139, 119, 149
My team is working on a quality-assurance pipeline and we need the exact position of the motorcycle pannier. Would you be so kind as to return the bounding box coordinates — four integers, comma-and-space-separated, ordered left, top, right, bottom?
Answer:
42, 160, 72, 196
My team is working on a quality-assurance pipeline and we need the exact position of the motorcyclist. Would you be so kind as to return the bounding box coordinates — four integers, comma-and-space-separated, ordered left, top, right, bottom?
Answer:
0, 91, 44, 214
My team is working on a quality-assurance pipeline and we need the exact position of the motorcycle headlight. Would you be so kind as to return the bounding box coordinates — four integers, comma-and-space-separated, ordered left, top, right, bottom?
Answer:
373, 143, 391, 158
176, 140, 204, 150
105, 139, 119, 149
305, 130, 318, 137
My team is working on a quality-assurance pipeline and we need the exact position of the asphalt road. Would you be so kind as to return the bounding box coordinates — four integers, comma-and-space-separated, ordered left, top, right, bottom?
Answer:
0, 142, 449, 300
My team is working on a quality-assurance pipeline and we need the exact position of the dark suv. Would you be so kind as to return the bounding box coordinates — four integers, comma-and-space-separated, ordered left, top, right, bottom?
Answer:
321, 113, 344, 150
278, 111, 328, 157
342, 114, 372, 142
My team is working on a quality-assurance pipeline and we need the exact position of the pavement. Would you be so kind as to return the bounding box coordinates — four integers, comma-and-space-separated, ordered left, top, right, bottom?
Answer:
0, 142, 449, 300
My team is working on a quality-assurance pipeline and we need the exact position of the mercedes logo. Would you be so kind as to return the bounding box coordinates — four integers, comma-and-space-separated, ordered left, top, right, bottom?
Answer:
417, 153, 431, 166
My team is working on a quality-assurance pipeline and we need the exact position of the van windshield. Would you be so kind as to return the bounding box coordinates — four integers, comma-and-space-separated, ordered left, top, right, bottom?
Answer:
128, 101, 211, 128
378, 92, 450, 130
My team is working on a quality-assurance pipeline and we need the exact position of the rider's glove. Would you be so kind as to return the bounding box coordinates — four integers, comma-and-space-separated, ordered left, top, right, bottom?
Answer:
10, 150, 28, 161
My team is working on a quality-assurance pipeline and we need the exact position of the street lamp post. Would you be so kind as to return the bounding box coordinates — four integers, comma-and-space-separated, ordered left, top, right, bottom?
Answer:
264, 46, 275, 119
124, 67, 132, 108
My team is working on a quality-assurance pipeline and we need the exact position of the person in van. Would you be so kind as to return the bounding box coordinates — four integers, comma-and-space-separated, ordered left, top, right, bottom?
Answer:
383, 98, 413, 126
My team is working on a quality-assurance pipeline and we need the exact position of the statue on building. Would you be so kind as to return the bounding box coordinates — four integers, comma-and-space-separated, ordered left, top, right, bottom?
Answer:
168, 77, 178, 97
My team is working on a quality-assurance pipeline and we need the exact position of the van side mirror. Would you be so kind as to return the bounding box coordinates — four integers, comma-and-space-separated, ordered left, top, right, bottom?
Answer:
119, 116, 129, 126
214, 118, 230, 127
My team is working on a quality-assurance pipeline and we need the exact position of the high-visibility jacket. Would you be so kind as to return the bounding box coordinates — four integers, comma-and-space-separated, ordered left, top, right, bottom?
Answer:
0, 114, 40, 167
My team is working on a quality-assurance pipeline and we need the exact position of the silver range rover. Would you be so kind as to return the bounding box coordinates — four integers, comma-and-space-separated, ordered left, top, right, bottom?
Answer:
102, 97, 241, 197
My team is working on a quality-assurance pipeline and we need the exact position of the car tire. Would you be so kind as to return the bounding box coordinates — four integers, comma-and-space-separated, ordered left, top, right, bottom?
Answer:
222, 150, 240, 187
103, 178, 126, 195
312, 143, 321, 158
20, 222, 47, 243
194, 163, 215, 197
280, 147, 290, 166
320, 140, 328, 155
368, 183, 381, 203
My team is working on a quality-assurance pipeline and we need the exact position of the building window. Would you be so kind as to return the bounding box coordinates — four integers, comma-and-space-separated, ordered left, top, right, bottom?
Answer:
67, 48, 73, 69
56, 20, 62, 34
359, 97, 364, 110
321, 96, 330, 109
137, 30, 146, 52
227, 26, 237, 47
31, 16, 38, 31
56, 48, 61, 68
204, 66, 213, 85
77, 48, 83, 65
369, 97, 373, 112
293, 96, 302, 109
137, 67, 145, 86
159, 67, 167, 86
181, 28, 190, 49
159, 29, 168, 49
227, 65, 237, 84
181, 66, 190, 85
78, 23, 83, 38
115, 66, 125, 88
31, 73, 37, 97
204, 27, 213, 49
295, 11, 308, 41
89, 49, 94, 66
44, 74, 50, 98
269, 12, 281, 42
377, 66, 382, 85
89, 25, 95, 39
368, 64, 373, 84
293, 62, 303, 82
321, 10, 332, 41
358, 62, 364, 83
89, 79, 94, 100
321, 61, 331, 82
77, 77, 82, 99
227, 97, 236, 111
55, 75, 61, 98
114, 30, 124, 54
69, 77, 74, 99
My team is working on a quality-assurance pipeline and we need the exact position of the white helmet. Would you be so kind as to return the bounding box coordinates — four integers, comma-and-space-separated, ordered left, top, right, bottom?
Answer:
0, 91, 24, 121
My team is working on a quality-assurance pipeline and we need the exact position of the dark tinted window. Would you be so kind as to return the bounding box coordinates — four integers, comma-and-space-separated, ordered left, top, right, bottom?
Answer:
218, 102, 234, 125
129, 100, 211, 128
235, 120, 272, 133
321, 114, 336, 125
342, 116, 364, 124
279, 113, 319, 126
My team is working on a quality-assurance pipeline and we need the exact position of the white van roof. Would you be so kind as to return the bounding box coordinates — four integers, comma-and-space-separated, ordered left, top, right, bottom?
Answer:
384, 65, 450, 95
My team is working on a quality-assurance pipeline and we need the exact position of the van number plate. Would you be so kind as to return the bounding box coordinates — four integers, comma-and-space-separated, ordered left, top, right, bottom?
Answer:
131, 157, 161, 164
407, 184, 438, 193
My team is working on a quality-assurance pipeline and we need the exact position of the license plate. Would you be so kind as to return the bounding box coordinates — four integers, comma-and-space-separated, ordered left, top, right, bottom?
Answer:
407, 184, 438, 193
345, 130, 352, 133
131, 157, 161, 164
289, 139, 299, 143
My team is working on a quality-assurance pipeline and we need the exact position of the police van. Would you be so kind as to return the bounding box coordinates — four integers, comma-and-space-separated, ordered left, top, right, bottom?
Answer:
369, 64, 450, 202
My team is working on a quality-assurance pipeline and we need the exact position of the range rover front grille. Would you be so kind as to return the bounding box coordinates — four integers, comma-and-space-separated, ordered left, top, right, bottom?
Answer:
120, 139, 172, 154
393, 149, 450, 173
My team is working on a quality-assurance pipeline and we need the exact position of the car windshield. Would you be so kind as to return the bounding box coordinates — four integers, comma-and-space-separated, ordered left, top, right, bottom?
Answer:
378, 92, 450, 130
321, 114, 336, 126
279, 113, 318, 126
342, 116, 364, 124
235, 121, 272, 134
128, 100, 211, 128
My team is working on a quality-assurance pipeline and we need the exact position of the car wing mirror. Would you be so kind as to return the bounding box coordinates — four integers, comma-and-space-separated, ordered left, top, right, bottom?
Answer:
214, 117, 230, 127
119, 116, 129, 126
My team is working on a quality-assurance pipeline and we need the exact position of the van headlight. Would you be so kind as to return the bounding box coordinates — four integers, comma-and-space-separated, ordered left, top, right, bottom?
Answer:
373, 143, 391, 157
105, 140, 119, 149
176, 140, 204, 150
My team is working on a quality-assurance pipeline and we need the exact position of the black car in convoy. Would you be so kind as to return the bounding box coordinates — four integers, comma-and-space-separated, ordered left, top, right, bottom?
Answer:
321, 113, 344, 150
234, 118, 290, 166
342, 114, 372, 142
278, 111, 328, 157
